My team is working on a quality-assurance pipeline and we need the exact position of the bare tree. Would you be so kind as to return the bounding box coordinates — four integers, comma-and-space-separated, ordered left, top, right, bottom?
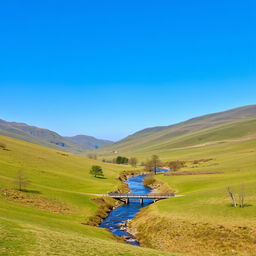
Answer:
144, 155, 161, 174
238, 185, 245, 208
151, 155, 161, 174
227, 187, 237, 207
129, 157, 138, 167
14, 170, 30, 191
87, 153, 97, 160
144, 160, 153, 172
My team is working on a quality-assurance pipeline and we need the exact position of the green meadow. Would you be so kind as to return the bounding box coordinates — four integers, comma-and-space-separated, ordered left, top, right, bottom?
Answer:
130, 137, 256, 256
0, 135, 184, 256
0, 109, 255, 256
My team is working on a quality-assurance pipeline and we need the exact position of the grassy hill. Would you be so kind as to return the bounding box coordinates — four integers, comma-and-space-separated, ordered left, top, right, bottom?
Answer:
0, 135, 183, 256
1, 105, 255, 256
93, 105, 256, 255
97, 105, 256, 159
0, 119, 113, 154
65, 134, 113, 150
130, 136, 256, 256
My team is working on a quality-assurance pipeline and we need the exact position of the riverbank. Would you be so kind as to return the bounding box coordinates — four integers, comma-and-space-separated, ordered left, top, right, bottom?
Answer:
86, 169, 146, 227
99, 174, 154, 245
94, 170, 175, 246
143, 174, 174, 194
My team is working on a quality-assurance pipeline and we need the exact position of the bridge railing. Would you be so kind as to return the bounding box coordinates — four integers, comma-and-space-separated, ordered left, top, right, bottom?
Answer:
107, 192, 174, 198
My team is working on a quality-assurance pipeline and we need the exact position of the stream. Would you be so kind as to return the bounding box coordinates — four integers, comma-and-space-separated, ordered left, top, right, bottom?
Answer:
99, 169, 168, 246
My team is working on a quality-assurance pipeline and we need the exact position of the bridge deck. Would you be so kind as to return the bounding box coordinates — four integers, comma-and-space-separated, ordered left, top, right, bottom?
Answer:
106, 193, 174, 199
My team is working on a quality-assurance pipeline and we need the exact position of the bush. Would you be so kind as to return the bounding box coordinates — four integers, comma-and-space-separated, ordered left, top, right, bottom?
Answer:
143, 175, 155, 187
192, 158, 213, 164
115, 156, 129, 164
168, 160, 186, 171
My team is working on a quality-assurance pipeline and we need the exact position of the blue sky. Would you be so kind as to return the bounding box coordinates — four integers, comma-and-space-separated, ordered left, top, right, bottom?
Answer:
0, 0, 255, 140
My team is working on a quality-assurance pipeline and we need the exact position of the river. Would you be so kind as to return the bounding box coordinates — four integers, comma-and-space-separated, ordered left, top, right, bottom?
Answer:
99, 169, 168, 245
99, 175, 151, 245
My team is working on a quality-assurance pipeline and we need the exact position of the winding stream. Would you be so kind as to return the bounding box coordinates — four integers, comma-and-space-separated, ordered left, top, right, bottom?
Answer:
99, 169, 168, 245
99, 175, 152, 245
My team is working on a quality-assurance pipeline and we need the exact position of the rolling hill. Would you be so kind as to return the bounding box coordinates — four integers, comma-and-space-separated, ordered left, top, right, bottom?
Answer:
1, 105, 255, 256
97, 105, 256, 158
65, 135, 113, 150
0, 119, 113, 154
0, 135, 180, 256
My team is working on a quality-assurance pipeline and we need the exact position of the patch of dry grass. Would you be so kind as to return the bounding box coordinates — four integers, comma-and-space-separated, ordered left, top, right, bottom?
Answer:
131, 209, 256, 256
1, 188, 72, 215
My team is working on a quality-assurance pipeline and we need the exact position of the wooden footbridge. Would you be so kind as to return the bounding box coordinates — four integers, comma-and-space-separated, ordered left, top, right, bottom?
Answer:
106, 193, 174, 205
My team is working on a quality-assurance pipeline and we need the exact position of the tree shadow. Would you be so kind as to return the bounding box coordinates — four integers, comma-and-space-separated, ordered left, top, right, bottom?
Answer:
227, 203, 253, 208
21, 189, 41, 194
240, 204, 253, 208
95, 176, 107, 179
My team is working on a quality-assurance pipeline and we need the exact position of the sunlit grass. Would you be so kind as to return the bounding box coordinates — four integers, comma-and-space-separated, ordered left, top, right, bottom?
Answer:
0, 135, 184, 256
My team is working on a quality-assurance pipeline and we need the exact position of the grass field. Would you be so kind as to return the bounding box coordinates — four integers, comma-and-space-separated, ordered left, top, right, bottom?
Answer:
130, 137, 256, 256
1, 115, 256, 256
0, 135, 184, 256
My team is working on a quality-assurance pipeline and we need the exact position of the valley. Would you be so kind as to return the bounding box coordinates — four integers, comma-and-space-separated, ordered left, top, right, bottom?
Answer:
1, 105, 256, 256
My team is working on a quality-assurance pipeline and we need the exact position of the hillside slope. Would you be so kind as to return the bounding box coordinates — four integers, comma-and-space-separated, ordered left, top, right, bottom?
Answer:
130, 136, 256, 256
0, 119, 112, 154
65, 135, 113, 150
0, 135, 181, 256
97, 105, 256, 158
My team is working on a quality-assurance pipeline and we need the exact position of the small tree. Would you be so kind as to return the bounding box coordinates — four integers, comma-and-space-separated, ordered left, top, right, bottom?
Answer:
238, 185, 245, 208
144, 155, 161, 174
90, 165, 104, 178
14, 170, 30, 191
129, 157, 138, 167
151, 155, 161, 174
227, 187, 237, 207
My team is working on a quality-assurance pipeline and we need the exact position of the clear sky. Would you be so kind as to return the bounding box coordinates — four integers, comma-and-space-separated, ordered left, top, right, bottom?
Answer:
0, 0, 255, 141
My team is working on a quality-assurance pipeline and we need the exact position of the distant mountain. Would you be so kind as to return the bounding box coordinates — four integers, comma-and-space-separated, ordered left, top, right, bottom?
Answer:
97, 105, 256, 156
0, 119, 111, 153
65, 135, 113, 150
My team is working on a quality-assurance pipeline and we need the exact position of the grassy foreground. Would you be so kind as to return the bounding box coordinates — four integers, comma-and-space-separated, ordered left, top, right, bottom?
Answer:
130, 138, 256, 256
0, 135, 184, 256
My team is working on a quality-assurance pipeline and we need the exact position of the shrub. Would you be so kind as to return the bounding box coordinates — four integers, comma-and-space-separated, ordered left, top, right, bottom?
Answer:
115, 156, 129, 164
143, 175, 155, 187
168, 160, 186, 171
